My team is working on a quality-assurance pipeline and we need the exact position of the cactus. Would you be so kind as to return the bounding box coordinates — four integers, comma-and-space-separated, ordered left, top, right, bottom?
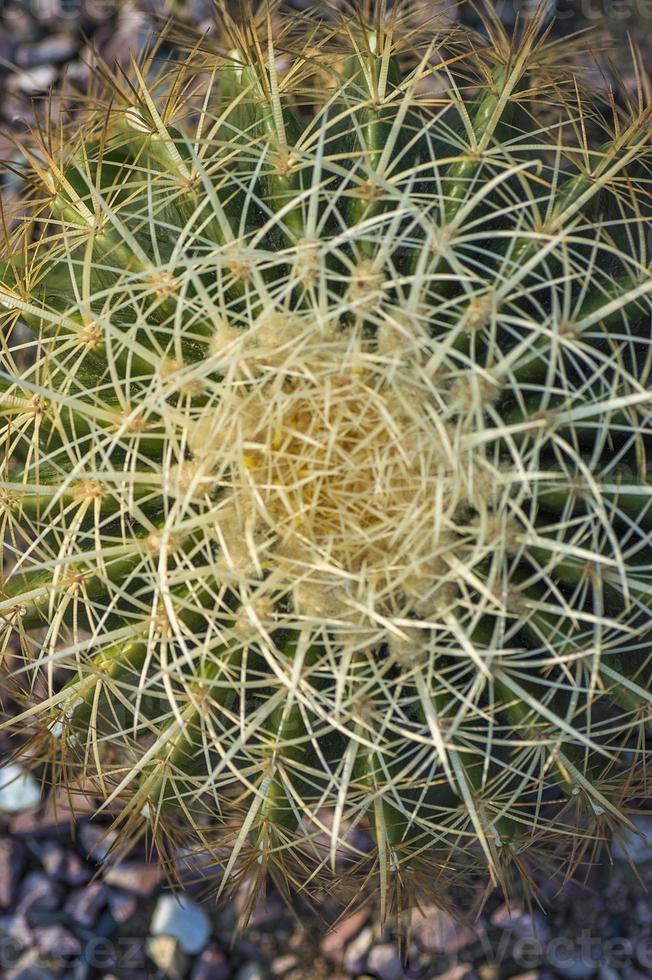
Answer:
1, 1, 651, 917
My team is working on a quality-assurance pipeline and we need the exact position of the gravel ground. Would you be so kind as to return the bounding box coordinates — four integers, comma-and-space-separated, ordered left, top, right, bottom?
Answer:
1, 1, 652, 978
0, 772, 651, 979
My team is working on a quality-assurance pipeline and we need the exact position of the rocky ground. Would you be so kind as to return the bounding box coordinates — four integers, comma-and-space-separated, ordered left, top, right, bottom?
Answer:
0, 761, 652, 979
1, 0, 652, 978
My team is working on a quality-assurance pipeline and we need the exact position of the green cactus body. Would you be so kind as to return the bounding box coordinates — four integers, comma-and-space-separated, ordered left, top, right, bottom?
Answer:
1, 2, 651, 917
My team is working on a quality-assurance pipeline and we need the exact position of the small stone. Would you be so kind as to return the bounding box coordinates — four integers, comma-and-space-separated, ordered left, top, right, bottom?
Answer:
434, 968, 472, 980
33, 924, 82, 958
9, 785, 94, 838
63, 851, 92, 886
412, 907, 477, 953
0, 913, 32, 956
321, 908, 370, 960
343, 925, 374, 974
234, 964, 265, 980
64, 882, 108, 927
478, 967, 498, 980
17, 871, 64, 915
37, 841, 66, 880
271, 954, 299, 975
612, 816, 652, 864
547, 948, 596, 980
15, 35, 76, 67
0, 839, 26, 908
191, 945, 231, 980
367, 943, 404, 980
104, 861, 161, 896
0, 27, 12, 63
0, 765, 41, 814
150, 894, 211, 956
4, 948, 56, 980
10, 66, 57, 96
78, 822, 118, 862
146, 935, 189, 980
491, 905, 551, 942
106, 889, 139, 924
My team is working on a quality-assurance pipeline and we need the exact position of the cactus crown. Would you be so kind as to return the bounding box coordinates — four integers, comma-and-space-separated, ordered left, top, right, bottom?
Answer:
1, 0, 651, 919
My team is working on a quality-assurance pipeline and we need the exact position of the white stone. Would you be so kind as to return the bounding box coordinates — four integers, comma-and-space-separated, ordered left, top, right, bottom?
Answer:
0, 764, 41, 813
146, 935, 189, 980
235, 965, 265, 980
150, 893, 211, 955
367, 943, 404, 980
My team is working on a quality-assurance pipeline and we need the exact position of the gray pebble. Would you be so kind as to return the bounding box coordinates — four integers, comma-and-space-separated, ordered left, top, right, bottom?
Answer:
191, 945, 231, 980
0, 27, 13, 63
8, 66, 57, 96
33, 924, 82, 958
15, 35, 77, 68
597, 967, 620, 980
367, 943, 404, 980
150, 894, 211, 956
17, 871, 64, 915
4, 948, 56, 980
491, 905, 552, 942
548, 949, 596, 980
78, 822, 117, 863
343, 924, 374, 974
106, 888, 139, 924
234, 964, 265, 980
36, 841, 67, 880
64, 882, 108, 928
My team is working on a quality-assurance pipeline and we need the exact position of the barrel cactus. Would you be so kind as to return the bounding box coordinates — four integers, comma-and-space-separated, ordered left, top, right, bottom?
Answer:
1, 1, 651, 917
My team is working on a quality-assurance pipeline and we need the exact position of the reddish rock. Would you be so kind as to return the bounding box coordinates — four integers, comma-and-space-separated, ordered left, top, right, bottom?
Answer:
321, 908, 371, 961
103, 861, 161, 896
106, 888, 139, 923
9, 786, 95, 838
0, 838, 26, 909
411, 907, 477, 954
63, 850, 92, 886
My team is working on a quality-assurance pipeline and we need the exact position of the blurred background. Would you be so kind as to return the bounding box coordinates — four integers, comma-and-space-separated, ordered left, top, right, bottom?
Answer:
0, 1, 651, 978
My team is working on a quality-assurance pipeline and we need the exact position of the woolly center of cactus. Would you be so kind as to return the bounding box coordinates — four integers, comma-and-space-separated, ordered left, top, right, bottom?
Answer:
189, 317, 487, 641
